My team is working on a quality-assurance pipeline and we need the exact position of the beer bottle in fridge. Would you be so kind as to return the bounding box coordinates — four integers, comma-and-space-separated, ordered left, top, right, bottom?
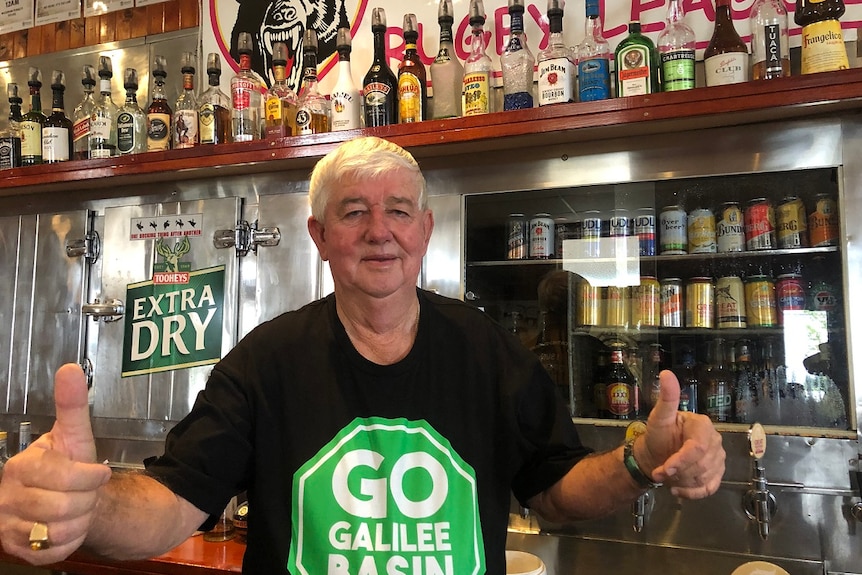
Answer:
606, 342, 636, 419
701, 337, 733, 422
675, 346, 699, 413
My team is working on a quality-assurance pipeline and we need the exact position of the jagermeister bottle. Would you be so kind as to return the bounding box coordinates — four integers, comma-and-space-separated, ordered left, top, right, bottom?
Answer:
658, 0, 696, 91
615, 21, 660, 97
42, 70, 73, 163
21, 67, 45, 166
72, 66, 96, 160
117, 68, 147, 155
264, 42, 298, 138
462, 0, 493, 116
500, 0, 535, 110
147, 55, 172, 151
90, 56, 119, 159
199, 53, 232, 145
295, 29, 331, 135
704, 0, 749, 86
0, 84, 23, 169
363, 8, 398, 127
173, 52, 199, 149
430, 0, 463, 119
398, 13, 428, 123
795, 0, 849, 73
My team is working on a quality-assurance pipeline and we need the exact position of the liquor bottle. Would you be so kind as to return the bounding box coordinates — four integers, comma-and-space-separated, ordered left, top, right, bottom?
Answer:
21, 67, 45, 166
750, 0, 790, 79
232, 32, 262, 142
674, 346, 699, 413
462, 0, 493, 116
264, 42, 298, 139
733, 339, 759, 423
500, 0, 535, 110
72, 66, 96, 160
704, 0, 749, 86
795, 0, 849, 74
614, 21, 660, 97
90, 56, 119, 159
199, 53, 232, 145
363, 8, 398, 127
330, 28, 361, 131
398, 13, 428, 123
173, 52, 199, 149
658, 0, 696, 91
0, 84, 23, 169
430, 0, 463, 119
577, 0, 611, 102
701, 337, 733, 422
42, 70, 73, 163
147, 56, 172, 151
117, 68, 147, 155
295, 29, 331, 135
606, 342, 636, 420
537, 0, 575, 106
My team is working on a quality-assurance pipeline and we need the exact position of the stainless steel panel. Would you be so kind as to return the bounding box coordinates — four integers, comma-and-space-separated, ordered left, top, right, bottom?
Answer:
0, 215, 22, 414
424, 194, 462, 299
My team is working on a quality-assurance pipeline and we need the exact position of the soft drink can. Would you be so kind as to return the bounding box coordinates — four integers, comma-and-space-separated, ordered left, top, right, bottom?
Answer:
605, 286, 630, 327
634, 207, 656, 256
744, 275, 777, 327
716, 201, 746, 253
808, 193, 839, 247
744, 198, 776, 251
776, 273, 806, 325
685, 277, 715, 328
715, 275, 746, 328
688, 208, 717, 253
660, 277, 683, 327
777, 196, 809, 249
582, 210, 602, 257
659, 205, 687, 254
529, 213, 555, 259
506, 213, 527, 260
631, 276, 660, 328
609, 209, 631, 237
576, 280, 603, 326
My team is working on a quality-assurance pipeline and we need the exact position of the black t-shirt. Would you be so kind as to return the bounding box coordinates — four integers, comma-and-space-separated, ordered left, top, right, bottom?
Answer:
146, 289, 590, 574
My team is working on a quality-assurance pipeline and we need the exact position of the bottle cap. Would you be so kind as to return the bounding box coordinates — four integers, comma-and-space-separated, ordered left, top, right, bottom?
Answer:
7, 82, 19, 101
336, 28, 351, 51
206, 52, 222, 75
303, 29, 318, 53
51, 70, 65, 91
403, 13, 418, 35
81, 65, 96, 87
98, 56, 113, 79
180, 51, 195, 75
27, 67, 42, 88
469, 0, 486, 26
153, 55, 168, 79
508, 0, 525, 12
272, 42, 288, 66
438, 0, 454, 23
124, 68, 139, 90
237, 32, 254, 55
547, 0, 564, 17
371, 7, 387, 29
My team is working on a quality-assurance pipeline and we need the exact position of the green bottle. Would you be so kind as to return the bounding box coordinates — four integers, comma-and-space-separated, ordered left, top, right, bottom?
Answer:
614, 21, 660, 97
21, 67, 46, 166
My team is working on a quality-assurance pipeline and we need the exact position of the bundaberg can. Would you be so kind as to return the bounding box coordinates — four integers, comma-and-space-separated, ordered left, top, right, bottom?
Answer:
715, 275, 746, 328
777, 196, 809, 249
685, 277, 715, 328
808, 193, 838, 247
716, 201, 745, 253
744, 198, 776, 251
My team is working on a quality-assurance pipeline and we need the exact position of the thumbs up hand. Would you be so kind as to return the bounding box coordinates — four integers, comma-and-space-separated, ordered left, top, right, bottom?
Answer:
0, 363, 112, 564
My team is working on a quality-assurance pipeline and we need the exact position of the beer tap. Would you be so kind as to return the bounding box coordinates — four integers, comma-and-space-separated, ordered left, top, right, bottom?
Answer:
742, 423, 777, 540
625, 421, 655, 533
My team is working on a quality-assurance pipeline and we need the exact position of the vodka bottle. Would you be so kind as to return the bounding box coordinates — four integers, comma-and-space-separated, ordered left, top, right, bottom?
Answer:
500, 0, 535, 110
577, 0, 612, 102
117, 68, 147, 155
0, 84, 23, 169
264, 41, 298, 138
658, 0, 696, 91
462, 0, 493, 116
795, 0, 848, 74
72, 65, 96, 160
147, 55, 172, 151
750, 0, 791, 79
537, 0, 576, 106
330, 27, 361, 131
21, 67, 45, 166
363, 8, 398, 127
430, 0, 463, 119
232, 32, 262, 142
295, 29, 331, 135
704, 0, 749, 86
90, 56, 119, 159
42, 70, 73, 163
173, 52, 198, 149
199, 53, 232, 144
398, 13, 428, 123
615, 21, 660, 96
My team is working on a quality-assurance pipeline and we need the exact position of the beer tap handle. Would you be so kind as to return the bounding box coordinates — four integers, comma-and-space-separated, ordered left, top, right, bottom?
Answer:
742, 423, 777, 540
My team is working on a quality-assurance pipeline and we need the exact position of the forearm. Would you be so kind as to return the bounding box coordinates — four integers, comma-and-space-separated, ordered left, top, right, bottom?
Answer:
85, 471, 207, 560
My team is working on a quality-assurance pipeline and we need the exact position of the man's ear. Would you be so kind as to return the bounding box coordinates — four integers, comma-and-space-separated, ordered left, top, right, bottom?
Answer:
307, 216, 329, 261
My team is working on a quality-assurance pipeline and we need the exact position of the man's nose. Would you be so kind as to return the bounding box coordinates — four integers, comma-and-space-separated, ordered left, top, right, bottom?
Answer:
365, 208, 393, 241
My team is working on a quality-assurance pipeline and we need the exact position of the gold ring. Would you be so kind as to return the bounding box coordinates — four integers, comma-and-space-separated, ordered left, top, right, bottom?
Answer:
29, 521, 49, 551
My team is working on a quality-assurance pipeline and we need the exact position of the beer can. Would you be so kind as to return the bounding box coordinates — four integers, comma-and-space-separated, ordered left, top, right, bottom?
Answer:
744, 275, 777, 327
634, 207, 656, 256
609, 209, 631, 237
688, 208, 717, 254
581, 210, 603, 257
685, 277, 715, 328
808, 193, 839, 247
631, 276, 660, 328
660, 277, 683, 327
744, 198, 776, 251
777, 196, 809, 249
716, 201, 746, 253
554, 216, 575, 260
18, 421, 31, 453
576, 280, 603, 326
659, 205, 687, 255
506, 213, 527, 260
715, 275, 747, 328
605, 286, 631, 327
529, 213, 555, 259
776, 272, 806, 325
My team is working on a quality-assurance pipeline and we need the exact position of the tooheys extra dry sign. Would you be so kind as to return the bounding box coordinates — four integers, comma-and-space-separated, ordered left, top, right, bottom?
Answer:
290, 417, 485, 575
121, 265, 225, 377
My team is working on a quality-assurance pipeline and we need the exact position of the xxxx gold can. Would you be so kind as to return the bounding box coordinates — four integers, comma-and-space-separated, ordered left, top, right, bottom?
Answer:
744, 275, 777, 328
685, 277, 715, 328
605, 286, 631, 328
576, 280, 603, 326
631, 276, 660, 328
716, 275, 746, 328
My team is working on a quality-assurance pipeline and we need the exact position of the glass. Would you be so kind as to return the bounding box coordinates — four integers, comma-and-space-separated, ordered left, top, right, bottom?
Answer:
203, 496, 237, 542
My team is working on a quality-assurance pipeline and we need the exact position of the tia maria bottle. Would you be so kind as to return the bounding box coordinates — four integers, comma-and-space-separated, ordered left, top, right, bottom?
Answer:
363, 8, 398, 127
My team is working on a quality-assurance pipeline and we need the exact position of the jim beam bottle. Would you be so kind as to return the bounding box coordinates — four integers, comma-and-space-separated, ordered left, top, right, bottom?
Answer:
537, 0, 576, 105
42, 70, 73, 163
795, 0, 849, 73
398, 13, 428, 123
363, 8, 398, 127
704, 0, 749, 86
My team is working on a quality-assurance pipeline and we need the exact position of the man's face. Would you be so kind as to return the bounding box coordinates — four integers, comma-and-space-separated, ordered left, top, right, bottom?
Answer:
308, 170, 434, 301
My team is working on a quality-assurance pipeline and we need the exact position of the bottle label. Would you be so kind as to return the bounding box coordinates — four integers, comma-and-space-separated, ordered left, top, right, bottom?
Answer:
265, 96, 283, 122
42, 127, 69, 162
147, 113, 171, 151
660, 49, 696, 91
538, 57, 575, 105
760, 23, 784, 76
363, 82, 395, 126
20, 121, 42, 157
199, 104, 216, 144
117, 111, 135, 154
72, 117, 90, 143
296, 107, 312, 135
232, 78, 256, 111
174, 109, 198, 148
578, 57, 611, 101
801, 20, 849, 74
704, 52, 748, 86
462, 72, 490, 116
91, 115, 112, 140
0, 137, 21, 169
330, 90, 360, 131
398, 72, 423, 123
616, 45, 653, 96
607, 382, 632, 417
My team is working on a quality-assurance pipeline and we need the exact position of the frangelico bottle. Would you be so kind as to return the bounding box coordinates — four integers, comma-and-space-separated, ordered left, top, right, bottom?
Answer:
42, 70, 73, 163
704, 0, 749, 86
363, 8, 398, 127
795, 0, 849, 73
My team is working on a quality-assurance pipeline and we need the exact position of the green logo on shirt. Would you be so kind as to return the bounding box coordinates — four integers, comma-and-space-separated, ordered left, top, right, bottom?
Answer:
289, 417, 485, 575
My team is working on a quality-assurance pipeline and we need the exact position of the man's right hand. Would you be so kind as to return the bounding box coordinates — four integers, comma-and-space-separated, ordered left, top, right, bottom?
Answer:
0, 363, 112, 565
